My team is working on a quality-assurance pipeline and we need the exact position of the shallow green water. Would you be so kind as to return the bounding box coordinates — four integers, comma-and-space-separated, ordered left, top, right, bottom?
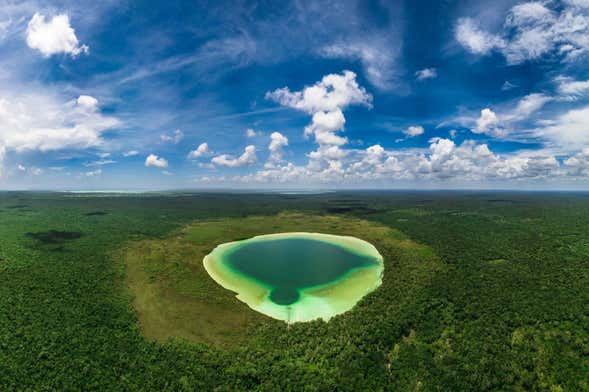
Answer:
225, 238, 376, 305
203, 232, 384, 322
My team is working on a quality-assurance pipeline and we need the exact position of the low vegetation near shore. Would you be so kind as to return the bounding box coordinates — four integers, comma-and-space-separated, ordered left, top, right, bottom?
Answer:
123, 212, 433, 345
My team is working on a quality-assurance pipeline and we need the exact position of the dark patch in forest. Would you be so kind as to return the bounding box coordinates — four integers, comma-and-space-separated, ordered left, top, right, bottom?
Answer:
326, 206, 354, 213
326, 206, 378, 214
325, 206, 349, 213
25, 230, 83, 245
6, 204, 30, 209
84, 211, 108, 216
324, 199, 379, 214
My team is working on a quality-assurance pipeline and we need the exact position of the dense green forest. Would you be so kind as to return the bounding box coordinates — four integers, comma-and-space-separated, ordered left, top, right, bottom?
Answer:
0, 191, 587, 390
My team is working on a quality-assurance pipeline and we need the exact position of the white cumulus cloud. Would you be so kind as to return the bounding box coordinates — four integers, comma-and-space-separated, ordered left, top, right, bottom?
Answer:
211, 145, 257, 167
76, 95, 98, 110
266, 132, 288, 167
188, 142, 213, 159
269, 132, 288, 152
246, 128, 259, 138
266, 70, 372, 115
26, 13, 88, 57
231, 137, 564, 185
404, 125, 425, 137
265, 71, 373, 178
474, 108, 504, 136
0, 93, 119, 160
145, 154, 168, 168
267, 70, 371, 170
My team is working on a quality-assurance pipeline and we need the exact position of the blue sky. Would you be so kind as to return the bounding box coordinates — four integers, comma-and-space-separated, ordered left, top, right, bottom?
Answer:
1, 0, 589, 190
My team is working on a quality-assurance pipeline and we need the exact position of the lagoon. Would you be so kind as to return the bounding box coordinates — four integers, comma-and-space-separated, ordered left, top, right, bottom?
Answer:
203, 232, 383, 323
